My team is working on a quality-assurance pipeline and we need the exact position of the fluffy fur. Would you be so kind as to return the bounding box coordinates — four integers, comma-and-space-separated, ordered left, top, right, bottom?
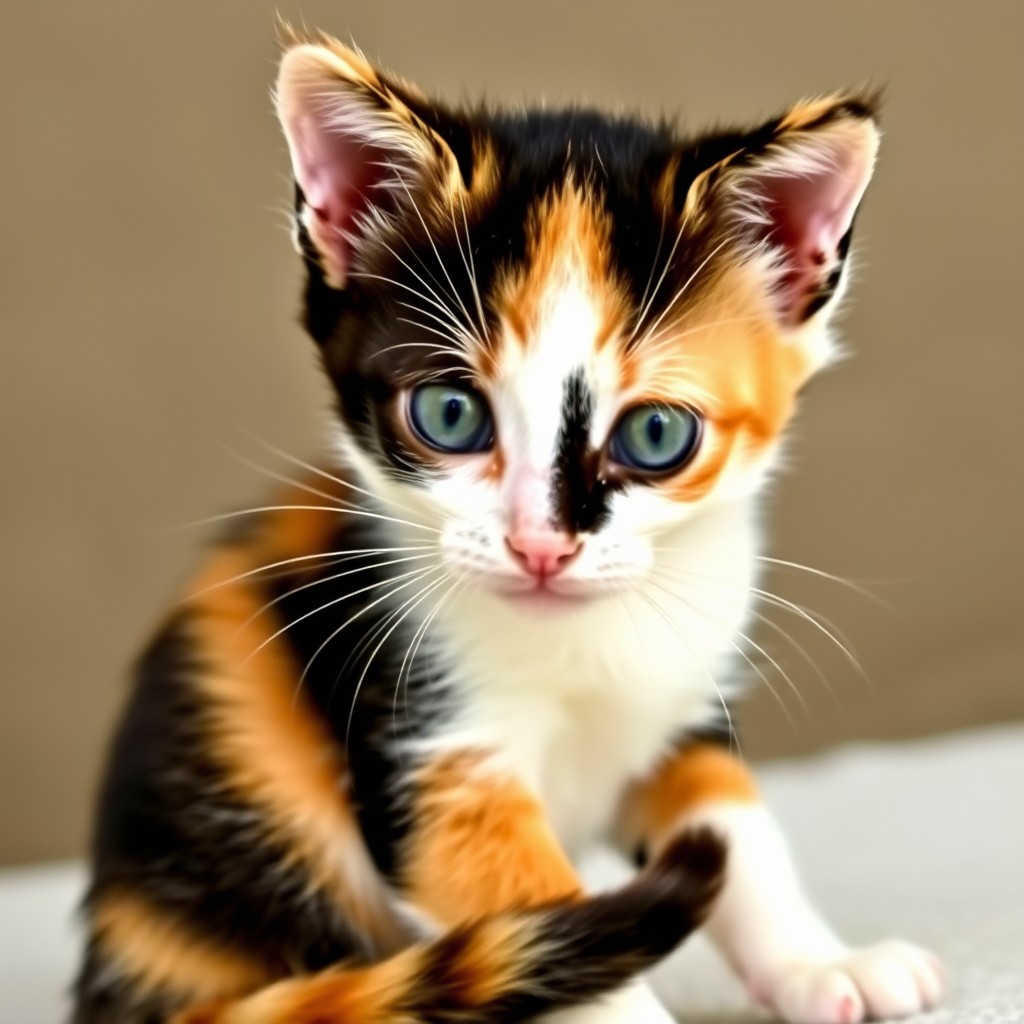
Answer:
73, 29, 942, 1024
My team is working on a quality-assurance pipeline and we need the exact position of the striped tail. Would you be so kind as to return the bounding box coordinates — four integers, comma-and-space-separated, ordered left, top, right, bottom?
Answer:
176, 828, 726, 1024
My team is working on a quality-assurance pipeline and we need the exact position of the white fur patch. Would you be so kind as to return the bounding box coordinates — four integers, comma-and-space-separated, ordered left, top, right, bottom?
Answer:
672, 802, 943, 1024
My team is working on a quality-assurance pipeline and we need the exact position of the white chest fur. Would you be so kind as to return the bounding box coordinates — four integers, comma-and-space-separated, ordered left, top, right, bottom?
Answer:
425, 608, 737, 853
419, 508, 754, 854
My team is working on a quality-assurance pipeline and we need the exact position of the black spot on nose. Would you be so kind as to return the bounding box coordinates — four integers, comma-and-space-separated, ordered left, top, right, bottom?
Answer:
552, 369, 612, 533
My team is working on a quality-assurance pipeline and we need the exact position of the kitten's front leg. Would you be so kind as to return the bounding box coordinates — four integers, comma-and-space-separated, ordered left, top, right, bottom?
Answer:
619, 742, 944, 1024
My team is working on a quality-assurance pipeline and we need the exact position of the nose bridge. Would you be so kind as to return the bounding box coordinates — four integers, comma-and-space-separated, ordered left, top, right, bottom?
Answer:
504, 460, 584, 580
508, 463, 555, 534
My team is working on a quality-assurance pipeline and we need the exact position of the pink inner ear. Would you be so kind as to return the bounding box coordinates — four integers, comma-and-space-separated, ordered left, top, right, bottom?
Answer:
761, 151, 868, 325
289, 113, 392, 285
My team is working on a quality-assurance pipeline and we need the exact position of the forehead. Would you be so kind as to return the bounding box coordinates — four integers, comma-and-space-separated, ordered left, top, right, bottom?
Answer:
354, 118, 797, 447
482, 183, 628, 462
490, 185, 625, 376
360, 114, 689, 377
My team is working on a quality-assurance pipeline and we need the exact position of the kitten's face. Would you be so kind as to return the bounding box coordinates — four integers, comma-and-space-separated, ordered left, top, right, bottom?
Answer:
276, 37, 878, 611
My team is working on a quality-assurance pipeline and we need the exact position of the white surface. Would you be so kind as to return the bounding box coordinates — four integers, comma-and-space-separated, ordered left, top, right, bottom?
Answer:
2, 725, 1022, 1023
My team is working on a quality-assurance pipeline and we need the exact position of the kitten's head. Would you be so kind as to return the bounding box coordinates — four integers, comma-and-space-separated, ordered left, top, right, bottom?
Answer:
274, 33, 878, 612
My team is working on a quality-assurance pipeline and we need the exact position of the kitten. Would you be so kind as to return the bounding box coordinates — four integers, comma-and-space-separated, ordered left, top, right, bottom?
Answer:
73, 29, 944, 1024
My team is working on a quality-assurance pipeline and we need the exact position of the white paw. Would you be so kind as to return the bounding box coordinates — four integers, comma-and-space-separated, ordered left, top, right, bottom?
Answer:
753, 941, 944, 1024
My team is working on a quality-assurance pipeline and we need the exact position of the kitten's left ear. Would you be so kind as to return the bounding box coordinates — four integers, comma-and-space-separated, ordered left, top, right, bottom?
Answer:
691, 95, 880, 348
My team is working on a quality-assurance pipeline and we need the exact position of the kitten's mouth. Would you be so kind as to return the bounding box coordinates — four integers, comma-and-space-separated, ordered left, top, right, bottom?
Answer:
495, 577, 600, 612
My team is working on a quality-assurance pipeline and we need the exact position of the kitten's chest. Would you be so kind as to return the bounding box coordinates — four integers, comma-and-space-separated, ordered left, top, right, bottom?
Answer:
538, 682, 695, 854
434, 652, 718, 856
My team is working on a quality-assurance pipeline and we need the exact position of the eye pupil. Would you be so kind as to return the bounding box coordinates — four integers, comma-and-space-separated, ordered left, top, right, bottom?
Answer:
443, 397, 463, 427
647, 414, 664, 446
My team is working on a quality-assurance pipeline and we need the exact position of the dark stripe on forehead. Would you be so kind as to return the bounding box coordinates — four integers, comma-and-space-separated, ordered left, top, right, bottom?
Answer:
552, 370, 612, 534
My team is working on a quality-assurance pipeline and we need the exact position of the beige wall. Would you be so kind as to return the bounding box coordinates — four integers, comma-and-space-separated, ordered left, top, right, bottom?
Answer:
2, 2, 1022, 866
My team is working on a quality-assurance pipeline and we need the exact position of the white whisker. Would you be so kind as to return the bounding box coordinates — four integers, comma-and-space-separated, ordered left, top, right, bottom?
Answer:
454, 190, 489, 339
754, 555, 891, 608
175, 504, 441, 537
379, 158, 481, 349
393, 299, 477, 349
633, 588, 741, 755
649, 569, 808, 725
371, 337, 460, 358
630, 212, 689, 341
635, 236, 733, 346
647, 574, 803, 727
349, 269, 471, 342
638, 314, 765, 359
749, 586, 871, 690
393, 317, 474, 353
215, 440, 363, 512
247, 565, 437, 670
288, 567, 441, 711
184, 545, 436, 602
651, 558, 869, 688
236, 552, 441, 642
393, 575, 464, 744
343, 572, 452, 746
634, 213, 666, 333
244, 435, 430, 522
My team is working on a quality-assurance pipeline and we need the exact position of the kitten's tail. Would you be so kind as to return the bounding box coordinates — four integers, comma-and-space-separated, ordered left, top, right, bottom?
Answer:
175, 828, 725, 1024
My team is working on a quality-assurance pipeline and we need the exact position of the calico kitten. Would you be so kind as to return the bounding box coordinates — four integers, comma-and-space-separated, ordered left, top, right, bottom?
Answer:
73, 29, 944, 1024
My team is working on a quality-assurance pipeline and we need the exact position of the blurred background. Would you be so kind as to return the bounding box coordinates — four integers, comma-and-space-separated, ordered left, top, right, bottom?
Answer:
2, 2, 1021, 868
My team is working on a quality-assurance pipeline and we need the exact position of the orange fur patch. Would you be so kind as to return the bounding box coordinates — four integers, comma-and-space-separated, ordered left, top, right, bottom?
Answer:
489, 183, 628, 364
620, 742, 758, 854
404, 752, 582, 925
624, 262, 809, 501
182, 477, 407, 953
174, 917, 540, 1024
778, 93, 858, 132
189, 956, 413, 1024
93, 890, 269, 1004
440, 915, 541, 1006
478, 442, 506, 484
251, 473, 349, 565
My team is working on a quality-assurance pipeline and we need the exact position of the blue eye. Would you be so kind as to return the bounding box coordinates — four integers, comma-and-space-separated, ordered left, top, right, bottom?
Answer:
408, 384, 493, 453
610, 404, 701, 472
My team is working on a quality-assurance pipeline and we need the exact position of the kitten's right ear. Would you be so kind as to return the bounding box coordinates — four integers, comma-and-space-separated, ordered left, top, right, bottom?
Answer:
274, 34, 463, 289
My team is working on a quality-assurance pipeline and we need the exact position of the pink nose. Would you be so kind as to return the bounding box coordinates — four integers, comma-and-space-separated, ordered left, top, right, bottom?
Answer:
505, 530, 582, 579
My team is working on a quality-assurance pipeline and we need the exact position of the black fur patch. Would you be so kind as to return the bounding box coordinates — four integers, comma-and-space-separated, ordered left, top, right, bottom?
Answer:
551, 369, 614, 534
85, 614, 371, 972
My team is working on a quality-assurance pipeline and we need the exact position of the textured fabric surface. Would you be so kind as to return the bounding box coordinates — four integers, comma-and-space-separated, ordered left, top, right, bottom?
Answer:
3, 726, 1021, 1023
638, 724, 1024, 1022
